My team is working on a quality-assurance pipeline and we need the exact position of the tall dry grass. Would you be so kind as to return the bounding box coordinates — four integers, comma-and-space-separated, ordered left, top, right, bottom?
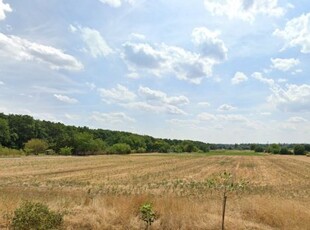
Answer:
0, 154, 309, 229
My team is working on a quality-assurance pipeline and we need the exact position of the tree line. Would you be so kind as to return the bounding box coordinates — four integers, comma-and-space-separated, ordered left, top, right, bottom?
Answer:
0, 113, 210, 155
0, 113, 308, 156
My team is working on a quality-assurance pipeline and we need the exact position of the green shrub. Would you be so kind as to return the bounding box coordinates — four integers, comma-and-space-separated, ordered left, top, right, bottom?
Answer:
0, 146, 24, 156
11, 201, 63, 230
279, 147, 289, 155
24, 139, 49, 155
254, 146, 264, 152
294, 144, 305, 155
107, 143, 131, 154
135, 147, 146, 153
59, 146, 73, 155
139, 202, 156, 229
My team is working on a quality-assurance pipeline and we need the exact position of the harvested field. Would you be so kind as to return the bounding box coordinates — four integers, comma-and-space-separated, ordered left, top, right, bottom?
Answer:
0, 154, 309, 229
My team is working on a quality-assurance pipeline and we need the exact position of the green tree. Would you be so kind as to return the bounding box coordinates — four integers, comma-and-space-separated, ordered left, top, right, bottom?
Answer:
0, 118, 10, 146
73, 132, 95, 154
304, 144, 310, 152
254, 146, 264, 152
24, 139, 49, 155
294, 144, 305, 155
8, 114, 35, 148
153, 140, 170, 153
183, 141, 196, 152
206, 172, 248, 230
107, 143, 131, 154
279, 147, 290, 155
268, 144, 281, 154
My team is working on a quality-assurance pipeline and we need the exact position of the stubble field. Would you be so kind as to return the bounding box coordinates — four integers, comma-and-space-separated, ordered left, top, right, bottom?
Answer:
0, 153, 309, 229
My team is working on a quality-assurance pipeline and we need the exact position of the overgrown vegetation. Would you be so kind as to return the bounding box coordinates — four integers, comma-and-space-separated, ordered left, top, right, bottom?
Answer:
0, 145, 24, 156
11, 201, 63, 230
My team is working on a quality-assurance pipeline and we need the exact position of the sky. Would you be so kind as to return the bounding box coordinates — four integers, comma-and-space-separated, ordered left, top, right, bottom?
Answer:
0, 0, 310, 144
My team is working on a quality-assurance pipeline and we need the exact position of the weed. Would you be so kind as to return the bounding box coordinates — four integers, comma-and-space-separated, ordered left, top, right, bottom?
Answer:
139, 202, 157, 229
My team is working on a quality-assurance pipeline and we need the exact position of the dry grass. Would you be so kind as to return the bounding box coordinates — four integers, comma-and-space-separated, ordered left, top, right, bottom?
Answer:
0, 154, 309, 229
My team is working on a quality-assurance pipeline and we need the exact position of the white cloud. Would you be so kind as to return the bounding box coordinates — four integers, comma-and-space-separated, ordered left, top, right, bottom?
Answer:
98, 84, 136, 104
138, 86, 189, 106
0, 0, 11, 21
197, 112, 260, 129
191, 27, 228, 61
99, 0, 122, 8
231, 71, 248, 85
126, 86, 188, 115
218, 104, 236, 111
54, 94, 79, 104
292, 69, 302, 75
126, 72, 140, 79
98, 85, 188, 115
0, 33, 83, 71
278, 78, 287, 83
204, 0, 284, 22
86, 82, 96, 90
268, 84, 310, 112
0, 81, 4, 85
70, 25, 113, 58
129, 33, 146, 41
125, 102, 186, 115
197, 112, 217, 121
271, 58, 300, 71
273, 13, 310, 53
98, 0, 136, 8
198, 101, 211, 107
252, 71, 310, 113
218, 114, 248, 123
122, 41, 216, 84
167, 119, 199, 127
64, 114, 80, 120
91, 111, 135, 124
252, 72, 275, 86
125, 101, 160, 113
287, 116, 308, 123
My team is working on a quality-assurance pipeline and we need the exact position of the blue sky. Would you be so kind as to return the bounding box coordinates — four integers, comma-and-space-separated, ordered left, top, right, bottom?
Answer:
0, 0, 310, 143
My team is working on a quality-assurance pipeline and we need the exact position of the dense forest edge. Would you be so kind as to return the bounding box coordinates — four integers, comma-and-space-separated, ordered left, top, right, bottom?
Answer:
0, 113, 309, 156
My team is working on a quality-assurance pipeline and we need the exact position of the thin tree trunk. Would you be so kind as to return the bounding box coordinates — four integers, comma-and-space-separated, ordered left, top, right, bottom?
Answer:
221, 192, 227, 230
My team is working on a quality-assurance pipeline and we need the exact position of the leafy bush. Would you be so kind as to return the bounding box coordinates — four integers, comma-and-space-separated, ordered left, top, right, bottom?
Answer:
265, 144, 281, 154
0, 146, 24, 156
279, 147, 290, 155
254, 146, 264, 152
135, 147, 146, 153
73, 132, 106, 155
107, 143, 131, 154
24, 139, 49, 155
294, 144, 305, 155
11, 201, 63, 230
59, 146, 73, 155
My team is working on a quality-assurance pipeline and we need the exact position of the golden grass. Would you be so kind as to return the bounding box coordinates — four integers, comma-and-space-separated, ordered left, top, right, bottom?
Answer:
0, 154, 309, 229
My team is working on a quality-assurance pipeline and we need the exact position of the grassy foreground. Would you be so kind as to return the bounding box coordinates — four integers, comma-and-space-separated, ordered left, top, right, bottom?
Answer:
0, 153, 309, 229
